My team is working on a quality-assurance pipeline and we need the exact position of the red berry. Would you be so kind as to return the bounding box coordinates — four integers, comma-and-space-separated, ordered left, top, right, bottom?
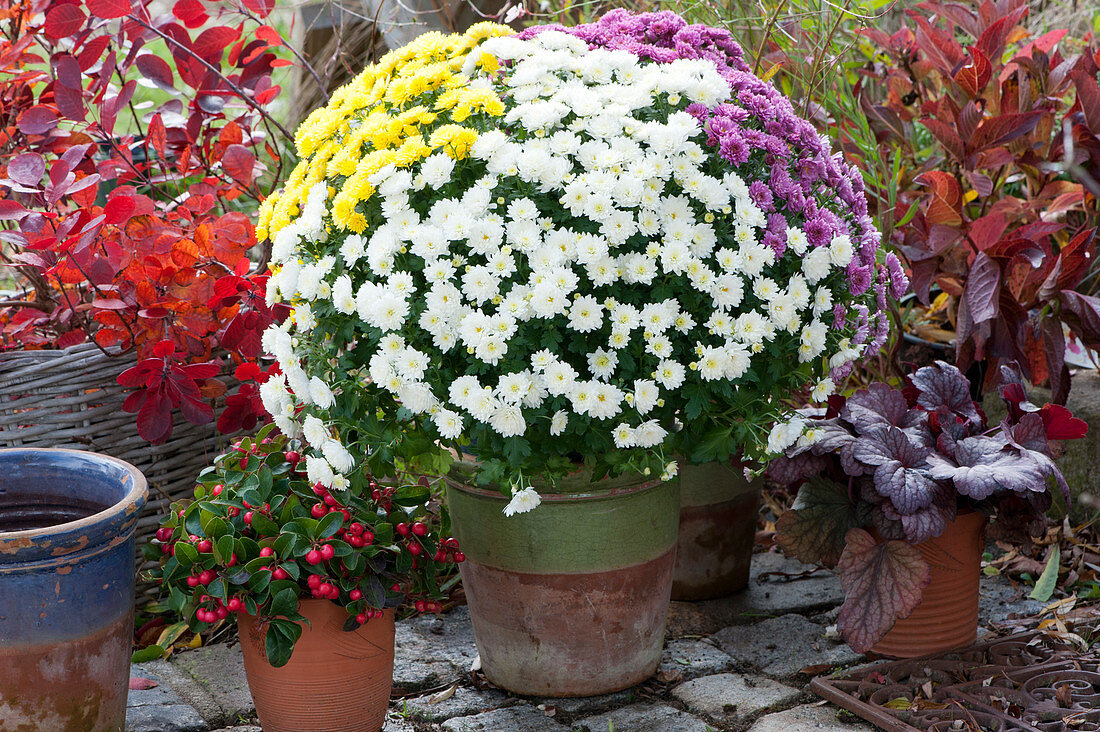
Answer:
348, 523, 364, 535
411, 522, 427, 536
415, 600, 427, 612
323, 494, 338, 507
243, 511, 253, 525
305, 550, 324, 565
186, 575, 200, 588
285, 451, 300, 465
318, 582, 333, 596
356, 612, 368, 623
307, 574, 322, 589
310, 503, 327, 519
326, 585, 340, 599
395, 522, 409, 537
312, 482, 327, 496
272, 567, 290, 581
227, 598, 243, 612
453, 552, 466, 563
227, 507, 240, 517
155, 528, 171, 542
435, 550, 447, 561
212, 484, 224, 497
320, 544, 335, 561
239, 457, 248, 469
408, 543, 422, 556
391, 582, 401, 592
349, 589, 362, 601
197, 540, 212, 553
216, 606, 229, 620
348, 536, 364, 548
198, 570, 215, 585
362, 531, 374, 545
260, 547, 274, 557
340, 509, 351, 521
228, 553, 238, 567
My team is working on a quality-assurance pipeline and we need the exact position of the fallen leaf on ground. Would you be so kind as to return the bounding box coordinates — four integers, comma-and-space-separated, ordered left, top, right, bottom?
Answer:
128, 677, 158, 690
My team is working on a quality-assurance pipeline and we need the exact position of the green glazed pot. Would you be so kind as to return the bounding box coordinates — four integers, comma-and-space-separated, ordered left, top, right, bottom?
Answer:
446, 462, 680, 697
671, 461, 759, 601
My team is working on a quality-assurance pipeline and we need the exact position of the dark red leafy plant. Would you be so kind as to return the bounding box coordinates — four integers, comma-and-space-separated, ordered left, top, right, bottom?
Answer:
0, 0, 308, 442
768, 361, 1086, 652
856, 0, 1100, 402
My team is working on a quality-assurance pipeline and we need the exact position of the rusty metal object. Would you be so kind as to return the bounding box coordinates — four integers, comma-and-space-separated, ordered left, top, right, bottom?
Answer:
459, 547, 677, 697
810, 626, 1100, 731
0, 449, 147, 732
239, 601, 395, 732
672, 461, 758, 601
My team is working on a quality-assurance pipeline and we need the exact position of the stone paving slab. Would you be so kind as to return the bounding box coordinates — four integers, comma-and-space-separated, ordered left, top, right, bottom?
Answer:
747, 703, 875, 731
670, 672, 802, 726
441, 705, 567, 731
667, 553, 844, 637
126, 664, 207, 732
578, 703, 711, 732
659, 638, 736, 682
713, 613, 861, 678
539, 689, 635, 718
153, 643, 254, 727
397, 685, 515, 722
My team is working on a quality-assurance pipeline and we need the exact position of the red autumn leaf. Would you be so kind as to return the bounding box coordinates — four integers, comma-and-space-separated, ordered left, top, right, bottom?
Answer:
16, 105, 60, 136
241, 0, 275, 16
172, 0, 209, 28
192, 26, 239, 64
953, 47, 991, 98
837, 529, 932, 653
221, 144, 255, 186
76, 35, 110, 71
255, 85, 280, 105
153, 339, 175, 358
0, 200, 29, 220
916, 171, 962, 227
218, 121, 243, 148
137, 388, 173, 444
134, 54, 175, 94
52, 54, 85, 121
182, 362, 220, 379
234, 362, 262, 381
969, 112, 1044, 153
57, 330, 87, 348
104, 195, 136, 224
86, 0, 133, 19
1039, 403, 1088, 440
963, 252, 1000, 324
128, 677, 158, 690
147, 113, 167, 161
44, 3, 87, 38
8, 152, 46, 187
254, 24, 283, 47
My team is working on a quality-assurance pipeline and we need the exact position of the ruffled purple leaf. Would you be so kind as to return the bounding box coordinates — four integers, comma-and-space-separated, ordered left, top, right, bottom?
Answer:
775, 476, 873, 568
766, 451, 830, 487
879, 482, 956, 544
911, 362, 982, 428
926, 436, 1050, 500
841, 383, 909, 432
852, 426, 939, 514
837, 528, 932, 653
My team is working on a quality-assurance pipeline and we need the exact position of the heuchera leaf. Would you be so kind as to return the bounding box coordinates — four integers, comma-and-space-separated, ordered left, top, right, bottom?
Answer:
852, 426, 938, 514
910, 362, 982, 427
841, 383, 909, 433
837, 529, 931, 653
775, 477, 873, 567
926, 436, 1048, 499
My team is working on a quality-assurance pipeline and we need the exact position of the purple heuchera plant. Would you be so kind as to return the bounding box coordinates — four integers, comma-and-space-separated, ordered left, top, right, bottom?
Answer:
768, 361, 1086, 652
520, 10, 909, 377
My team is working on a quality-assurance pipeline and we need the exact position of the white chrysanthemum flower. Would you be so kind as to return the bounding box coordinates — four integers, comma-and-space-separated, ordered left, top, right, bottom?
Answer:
612, 423, 636, 448
497, 372, 532, 404
503, 486, 541, 517
309, 377, 335, 409
550, 409, 568, 435
829, 234, 855, 268
811, 377, 836, 402
655, 360, 686, 389
588, 348, 618, 380
332, 275, 356, 315
567, 295, 603, 332
634, 420, 667, 447
305, 455, 335, 489
434, 408, 464, 439
660, 460, 679, 481
302, 415, 329, 449
490, 404, 526, 437
322, 438, 355, 474
803, 247, 832, 283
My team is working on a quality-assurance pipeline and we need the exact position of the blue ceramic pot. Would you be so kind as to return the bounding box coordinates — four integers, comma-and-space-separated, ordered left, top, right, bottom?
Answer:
0, 448, 147, 732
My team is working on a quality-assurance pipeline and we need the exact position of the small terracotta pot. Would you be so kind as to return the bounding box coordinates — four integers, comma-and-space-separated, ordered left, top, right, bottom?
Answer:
238, 600, 395, 732
871, 510, 986, 659
672, 461, 758, 601
446, 464, 679, 697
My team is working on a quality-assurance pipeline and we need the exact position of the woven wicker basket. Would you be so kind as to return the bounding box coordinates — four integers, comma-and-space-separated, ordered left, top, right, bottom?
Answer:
0, 343, 235, 604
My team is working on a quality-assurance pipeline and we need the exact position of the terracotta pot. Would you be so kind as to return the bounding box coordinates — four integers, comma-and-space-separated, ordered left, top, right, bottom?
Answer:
238, 600, 395, 732
446, 466, 679, 697
871, 510, 986, 658
0, 448, 147, 732
672, 461, 758, 601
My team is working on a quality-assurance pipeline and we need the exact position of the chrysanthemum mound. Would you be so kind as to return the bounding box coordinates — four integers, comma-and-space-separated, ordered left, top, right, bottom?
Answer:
258, 12, 906, 512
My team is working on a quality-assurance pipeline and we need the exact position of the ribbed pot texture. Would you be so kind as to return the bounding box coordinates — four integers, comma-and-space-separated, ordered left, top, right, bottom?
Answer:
871, 510, 986, 658
0, 448, 147, 732
672, 461, 758, 601
238, 601, 395, 732
446, 471, 680, 697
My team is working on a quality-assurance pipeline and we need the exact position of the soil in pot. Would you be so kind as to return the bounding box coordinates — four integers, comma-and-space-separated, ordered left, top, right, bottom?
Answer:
238, 600, 395, 732
871, 510, 986, 659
